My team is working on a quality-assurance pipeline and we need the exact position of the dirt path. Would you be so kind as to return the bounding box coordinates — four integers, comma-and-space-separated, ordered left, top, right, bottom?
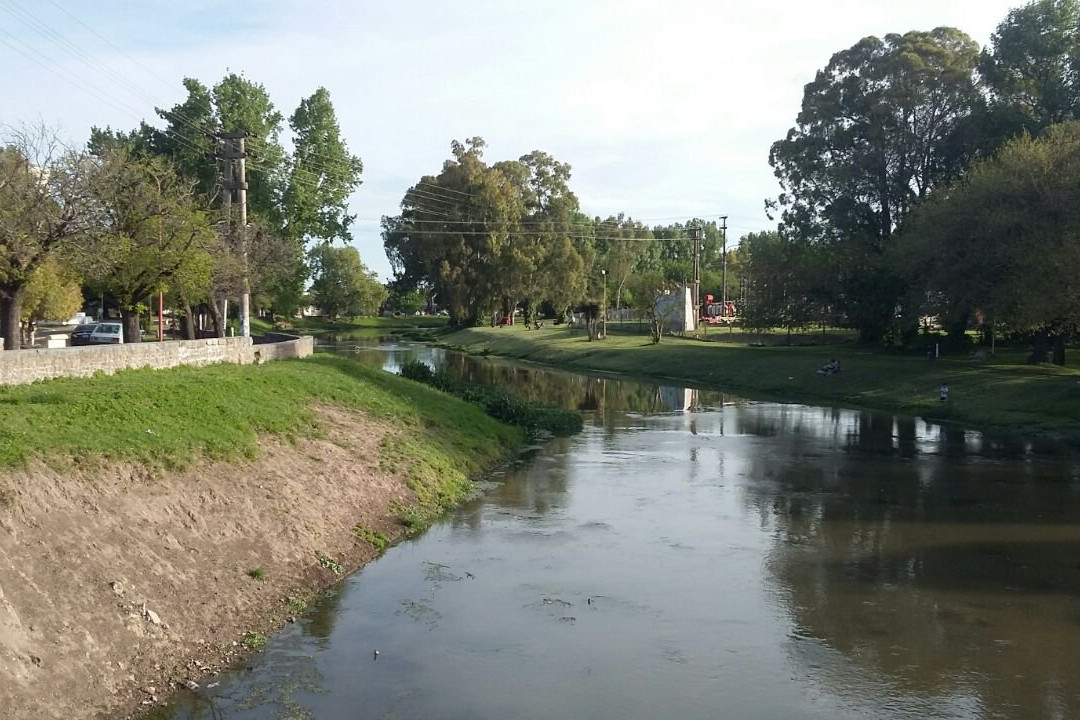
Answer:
0, 406, 420, 719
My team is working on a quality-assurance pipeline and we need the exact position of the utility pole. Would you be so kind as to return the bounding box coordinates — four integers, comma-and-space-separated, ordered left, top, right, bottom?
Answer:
601, 269, 607, 339
720, 215, 729, 320
691, 224, 702, 331
214, 131, 252, 338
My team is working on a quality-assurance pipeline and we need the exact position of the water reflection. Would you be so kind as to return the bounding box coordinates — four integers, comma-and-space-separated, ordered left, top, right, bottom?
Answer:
158, 344, 1080, 720
336, 339, 728, 419
732, 404, 1080, 719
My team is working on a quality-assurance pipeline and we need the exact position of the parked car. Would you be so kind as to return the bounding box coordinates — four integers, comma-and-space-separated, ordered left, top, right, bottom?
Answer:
69, 323, 99, 346
88, 322, 124, 345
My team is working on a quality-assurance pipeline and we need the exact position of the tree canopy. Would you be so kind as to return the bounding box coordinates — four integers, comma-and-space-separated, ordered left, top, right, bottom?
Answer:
769, 28, 980, 340
309, 244, 386, 320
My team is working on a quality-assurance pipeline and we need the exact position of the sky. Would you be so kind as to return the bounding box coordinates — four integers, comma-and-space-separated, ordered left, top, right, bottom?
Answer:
2, 0, 1023, 279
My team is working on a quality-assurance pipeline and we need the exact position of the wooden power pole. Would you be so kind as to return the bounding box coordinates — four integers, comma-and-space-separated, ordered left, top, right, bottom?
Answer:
691, 224, 702, 331
720, 215, 729, 319
214, 131, 252, 338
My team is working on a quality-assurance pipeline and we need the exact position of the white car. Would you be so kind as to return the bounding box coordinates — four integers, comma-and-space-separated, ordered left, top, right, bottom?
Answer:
88, 322, 124, 345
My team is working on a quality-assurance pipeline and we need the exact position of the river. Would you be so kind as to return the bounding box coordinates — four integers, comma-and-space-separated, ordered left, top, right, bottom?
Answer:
157, 342, 1080, 720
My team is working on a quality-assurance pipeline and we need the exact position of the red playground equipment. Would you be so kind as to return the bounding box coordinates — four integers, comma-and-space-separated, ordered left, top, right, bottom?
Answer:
701, 294, 737, 324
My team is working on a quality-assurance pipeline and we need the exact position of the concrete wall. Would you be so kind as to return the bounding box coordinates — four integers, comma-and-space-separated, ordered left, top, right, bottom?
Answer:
654, 285, 695, 333
0, 335, 314, 386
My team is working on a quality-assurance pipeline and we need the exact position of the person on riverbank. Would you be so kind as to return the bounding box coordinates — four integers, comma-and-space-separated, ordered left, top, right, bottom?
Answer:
817, 359, 841, 376
940, 383, 949, 402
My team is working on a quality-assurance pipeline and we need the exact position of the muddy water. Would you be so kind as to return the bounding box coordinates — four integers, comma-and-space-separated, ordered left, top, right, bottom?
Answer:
160, 344, 1080, 720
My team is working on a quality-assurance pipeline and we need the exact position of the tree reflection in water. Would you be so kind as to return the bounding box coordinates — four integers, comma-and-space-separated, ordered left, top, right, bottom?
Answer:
734, 403, 1080, 719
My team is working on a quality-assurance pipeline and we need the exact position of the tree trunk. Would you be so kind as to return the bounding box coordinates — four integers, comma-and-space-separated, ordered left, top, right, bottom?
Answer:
0, 285, 26, 351
209, 299, 225, 338
121, 307, 142, 344
182, 302, 196, 340
1028, 331, 1050, 364
1052, 334, 1066, 366
21, 320, 36, 348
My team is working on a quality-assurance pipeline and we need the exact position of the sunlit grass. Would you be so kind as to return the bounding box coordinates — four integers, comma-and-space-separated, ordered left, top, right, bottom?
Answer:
0, 355, 520, 474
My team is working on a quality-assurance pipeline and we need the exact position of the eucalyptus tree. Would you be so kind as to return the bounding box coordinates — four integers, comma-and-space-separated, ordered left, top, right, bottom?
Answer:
980, 0, 1080, 145
383, 138, 588, 326
770, 28, 980, 341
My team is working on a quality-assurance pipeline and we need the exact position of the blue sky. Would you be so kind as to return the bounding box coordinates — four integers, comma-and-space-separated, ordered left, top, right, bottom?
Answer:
3, 0, 1021, 279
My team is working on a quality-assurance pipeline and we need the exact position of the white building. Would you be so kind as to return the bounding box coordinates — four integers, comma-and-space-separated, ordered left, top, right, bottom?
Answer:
653, 285, 695, 333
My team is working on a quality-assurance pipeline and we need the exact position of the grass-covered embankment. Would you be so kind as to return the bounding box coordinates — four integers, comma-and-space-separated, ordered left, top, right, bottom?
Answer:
0, 354, 530, 720
253, 315, 448, 339
441, 325, 1080, 439
0, 354, 520, 515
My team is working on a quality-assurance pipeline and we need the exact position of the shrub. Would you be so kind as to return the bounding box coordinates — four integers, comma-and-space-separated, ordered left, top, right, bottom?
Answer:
399, 362, 583, 438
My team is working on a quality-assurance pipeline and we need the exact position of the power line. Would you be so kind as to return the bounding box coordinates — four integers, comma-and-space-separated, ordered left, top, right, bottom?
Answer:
0, 2, 213, 161
394, 212, 737, 228
1, 3, 768, 240
43, 0, 178, 92
384, 227, 671, 242
3, 0, 161, 109
1, 0, 359, 191
417, 180, 473, 198
0, 25, 158, 133
404, 189, 460, 207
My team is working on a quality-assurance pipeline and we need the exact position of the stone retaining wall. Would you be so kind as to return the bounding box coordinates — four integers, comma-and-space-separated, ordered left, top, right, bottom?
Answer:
0, 335, 314, 386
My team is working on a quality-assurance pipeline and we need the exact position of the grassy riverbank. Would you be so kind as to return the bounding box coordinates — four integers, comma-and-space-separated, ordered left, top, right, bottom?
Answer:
441, 325, 1080, 439
0, 355, 523, 720
0, 353, 516, 471
252, 315, 448, 338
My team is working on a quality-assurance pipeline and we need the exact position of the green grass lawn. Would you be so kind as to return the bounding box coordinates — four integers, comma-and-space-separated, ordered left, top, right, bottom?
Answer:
441, 324, 1080, 440
276, 315, 448, 335
0, 355, 521, 514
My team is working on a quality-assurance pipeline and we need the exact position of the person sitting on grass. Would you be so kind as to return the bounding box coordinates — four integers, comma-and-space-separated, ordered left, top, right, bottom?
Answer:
817, 358, 841, 376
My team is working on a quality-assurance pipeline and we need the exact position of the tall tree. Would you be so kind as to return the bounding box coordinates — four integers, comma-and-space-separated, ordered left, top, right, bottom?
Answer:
283, 89, 364, 240
901, 121, 1080, 364
279, 87, 364, 316
0, 125, 99, 350
770, 28, 980, 341
211, 73, 287, 224
384, 140, 590, 326
90, 150, 217, 342
150, 78, 218, 196
597, 215, 654, 311
309, 244, 386, 319
739, 231, 825, 335
980, 0, 1080, 142
384, 138, 523, 325
513, 151, 583, 324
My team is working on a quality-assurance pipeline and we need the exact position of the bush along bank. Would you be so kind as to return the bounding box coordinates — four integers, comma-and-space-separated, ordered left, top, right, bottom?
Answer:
400, 361, 584, 438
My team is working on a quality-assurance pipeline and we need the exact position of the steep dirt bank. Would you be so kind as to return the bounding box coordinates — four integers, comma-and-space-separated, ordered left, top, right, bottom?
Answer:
0, 405, 478, 720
